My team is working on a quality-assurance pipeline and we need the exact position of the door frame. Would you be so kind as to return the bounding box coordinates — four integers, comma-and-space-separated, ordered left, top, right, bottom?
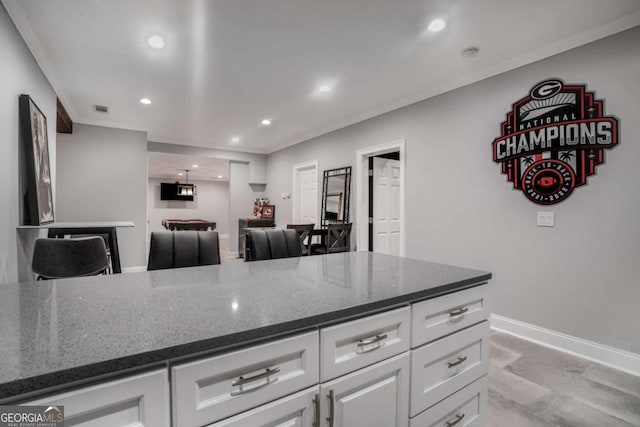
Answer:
292, 160, 319, 225
355, 140, 405, 256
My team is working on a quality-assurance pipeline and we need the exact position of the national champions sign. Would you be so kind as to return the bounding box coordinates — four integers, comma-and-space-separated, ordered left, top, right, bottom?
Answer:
492, 78, 619, 205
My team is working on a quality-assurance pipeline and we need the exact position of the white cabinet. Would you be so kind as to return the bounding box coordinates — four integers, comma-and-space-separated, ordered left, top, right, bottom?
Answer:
23, 369, 169, 427
173, 331, 319, 427
410, 321, 489, 416
207, 386, 319, 427
320, 353, 410, 427
411, 285, 490, 348
320, 306, 410, 382
409, 376, 487, 427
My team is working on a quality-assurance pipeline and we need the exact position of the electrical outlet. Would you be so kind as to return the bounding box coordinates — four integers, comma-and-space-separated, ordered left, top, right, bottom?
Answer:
537, 211, 555, 227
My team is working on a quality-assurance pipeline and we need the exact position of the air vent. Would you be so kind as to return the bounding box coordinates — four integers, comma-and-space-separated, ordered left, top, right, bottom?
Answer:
93, 105, 109, 113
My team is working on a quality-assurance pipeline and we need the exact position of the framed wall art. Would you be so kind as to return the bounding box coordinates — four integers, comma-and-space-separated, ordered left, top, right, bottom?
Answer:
20, 94, 54, 225
261, 205, 275, 220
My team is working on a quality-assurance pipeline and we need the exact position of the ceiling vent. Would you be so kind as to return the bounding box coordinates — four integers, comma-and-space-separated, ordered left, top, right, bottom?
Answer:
93, 104, 109, 113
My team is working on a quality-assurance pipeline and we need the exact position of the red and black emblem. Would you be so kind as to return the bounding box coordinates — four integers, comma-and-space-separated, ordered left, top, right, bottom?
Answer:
492, 79, 619, 205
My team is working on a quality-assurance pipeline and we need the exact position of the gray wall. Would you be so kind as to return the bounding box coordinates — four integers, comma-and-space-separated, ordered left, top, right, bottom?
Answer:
267, 27, 640, 354
228, 162, 265, 257
56, 124, 148, 269
0, 3, 57, 284
147, 178, 230, 235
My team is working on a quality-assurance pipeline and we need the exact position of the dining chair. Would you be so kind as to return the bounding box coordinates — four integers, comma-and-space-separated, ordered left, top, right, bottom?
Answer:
245, 229, 302, 261
311, 223, 352, 255
148, 231, 221, 271
286, 224, 315, 256
32, 237, 110, 280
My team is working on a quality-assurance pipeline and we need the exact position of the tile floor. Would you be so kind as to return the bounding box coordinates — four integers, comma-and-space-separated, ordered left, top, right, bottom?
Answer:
489, 331, 640, 427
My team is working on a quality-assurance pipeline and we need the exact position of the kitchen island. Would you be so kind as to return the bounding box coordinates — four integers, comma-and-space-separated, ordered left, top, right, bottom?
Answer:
0, 252, 491, 426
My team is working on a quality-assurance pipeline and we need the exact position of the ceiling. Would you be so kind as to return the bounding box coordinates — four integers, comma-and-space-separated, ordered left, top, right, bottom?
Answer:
148, 153, 229, 182
5, 0, 640, 154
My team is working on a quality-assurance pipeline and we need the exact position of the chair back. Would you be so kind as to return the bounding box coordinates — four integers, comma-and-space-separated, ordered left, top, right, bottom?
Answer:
286, 224, 314, 256
148, 231, 221, 271
326, 223, 352, 253
32, 237, 109, 279
246, 229, 302, 261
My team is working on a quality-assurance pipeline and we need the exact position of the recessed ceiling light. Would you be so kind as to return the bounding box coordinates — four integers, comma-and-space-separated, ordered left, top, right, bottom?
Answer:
428, 19, 446, 32
140, 98, 152, 105
147, 35, 165, 49
462, 46, 480, 58
192, 164, 198, 168
178, 172, 183, 176
318, 85, 332, 93
231, 137, 240, 143
217, 175, 223, 179
261, 119, 272, 126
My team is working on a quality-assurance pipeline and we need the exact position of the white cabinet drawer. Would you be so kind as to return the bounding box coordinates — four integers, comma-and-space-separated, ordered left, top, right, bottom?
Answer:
411, 285, 489, 348
410, 321, 489, 417
320, 352, 410, 427
409, 376, 487, 427
173, 331, 319, 427
23, 369, 170, 427
207, 386, 318, 427
321, 306, 410, 382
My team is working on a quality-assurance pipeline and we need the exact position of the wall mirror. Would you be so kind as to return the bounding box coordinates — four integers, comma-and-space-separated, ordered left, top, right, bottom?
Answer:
321, 166, 351, 227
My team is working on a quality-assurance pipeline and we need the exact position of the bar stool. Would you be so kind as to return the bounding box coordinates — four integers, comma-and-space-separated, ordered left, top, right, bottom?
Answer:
32, 237, 110, 280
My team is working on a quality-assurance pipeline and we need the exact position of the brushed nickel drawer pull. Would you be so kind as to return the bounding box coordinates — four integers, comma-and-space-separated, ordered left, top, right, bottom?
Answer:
449, 307, 469, 317
231, 366, 280, 387
313, 393, 320, 427
327, 389, 335, 427
447, 356, 468, 368
357, 333, 388, 346
445, 413, 465, 426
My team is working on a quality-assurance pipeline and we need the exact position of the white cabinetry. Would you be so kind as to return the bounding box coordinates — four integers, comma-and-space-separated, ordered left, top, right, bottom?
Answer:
320, 352, 410, 427
23, 369, 169, 427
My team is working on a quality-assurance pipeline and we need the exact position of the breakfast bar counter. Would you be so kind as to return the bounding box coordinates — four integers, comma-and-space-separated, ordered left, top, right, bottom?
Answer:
0, 252, 491, 425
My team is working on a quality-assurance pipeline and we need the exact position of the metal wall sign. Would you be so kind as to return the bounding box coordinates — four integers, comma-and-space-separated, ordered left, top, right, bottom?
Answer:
492, 79, 619, 205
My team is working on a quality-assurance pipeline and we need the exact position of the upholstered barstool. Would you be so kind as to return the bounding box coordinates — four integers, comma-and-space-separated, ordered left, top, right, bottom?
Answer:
32, 237, 109, 280
245, 229, 302, 261
148, 231, 221, 271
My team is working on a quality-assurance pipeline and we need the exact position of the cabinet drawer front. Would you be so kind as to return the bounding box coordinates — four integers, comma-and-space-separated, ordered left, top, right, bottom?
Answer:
409, 376, 487, 427
23, 369, 169, 427
410, 322, 489, 416
411, 285, 489, 348
320, 352, 410, 427
173, 331, 319, 427
321, 306, 410, 382
207, 386, 318, 427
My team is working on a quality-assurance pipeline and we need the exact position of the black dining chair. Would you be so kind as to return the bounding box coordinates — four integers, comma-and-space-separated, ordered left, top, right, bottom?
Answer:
286, 224, 315, 256
311, 223, 352, 255
245, 229, 302, 261
148, 231, 221, 271
32, 237, 110, 280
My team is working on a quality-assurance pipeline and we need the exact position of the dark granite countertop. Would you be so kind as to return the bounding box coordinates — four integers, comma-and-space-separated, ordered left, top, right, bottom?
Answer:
0, 252, 490, 401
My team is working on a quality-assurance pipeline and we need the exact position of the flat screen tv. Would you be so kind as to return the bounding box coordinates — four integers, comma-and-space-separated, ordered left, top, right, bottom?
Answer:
160, 183, 194, 201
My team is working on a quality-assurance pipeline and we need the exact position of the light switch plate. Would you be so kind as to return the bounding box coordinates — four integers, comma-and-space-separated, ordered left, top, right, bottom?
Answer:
537, 211, 555, 227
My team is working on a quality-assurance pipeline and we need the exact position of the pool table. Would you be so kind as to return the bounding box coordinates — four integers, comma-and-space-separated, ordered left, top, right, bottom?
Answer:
162, 219, 216, 231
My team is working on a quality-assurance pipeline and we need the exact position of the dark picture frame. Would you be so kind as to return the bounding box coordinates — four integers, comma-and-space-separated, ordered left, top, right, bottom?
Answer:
20, 94, 54, 225
262, 205, 275, 220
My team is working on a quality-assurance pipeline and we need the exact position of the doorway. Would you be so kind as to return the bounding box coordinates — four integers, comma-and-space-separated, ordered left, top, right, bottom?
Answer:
355, 140, 405, 256
292, 161, 318, 225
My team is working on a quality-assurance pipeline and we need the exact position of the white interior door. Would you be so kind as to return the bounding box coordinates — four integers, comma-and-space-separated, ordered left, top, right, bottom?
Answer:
373, 157, 401, 255
294, 163, 318, 224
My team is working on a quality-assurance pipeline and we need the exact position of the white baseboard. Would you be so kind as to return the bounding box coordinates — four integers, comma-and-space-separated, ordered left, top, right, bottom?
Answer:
227, 251, 239, 258
122, 266, 146, 274
218, 233, 229, 239
491, 314, 640, 378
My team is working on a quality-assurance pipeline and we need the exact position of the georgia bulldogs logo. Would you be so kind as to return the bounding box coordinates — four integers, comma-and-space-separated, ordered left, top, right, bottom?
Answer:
492, 78, 619, 205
